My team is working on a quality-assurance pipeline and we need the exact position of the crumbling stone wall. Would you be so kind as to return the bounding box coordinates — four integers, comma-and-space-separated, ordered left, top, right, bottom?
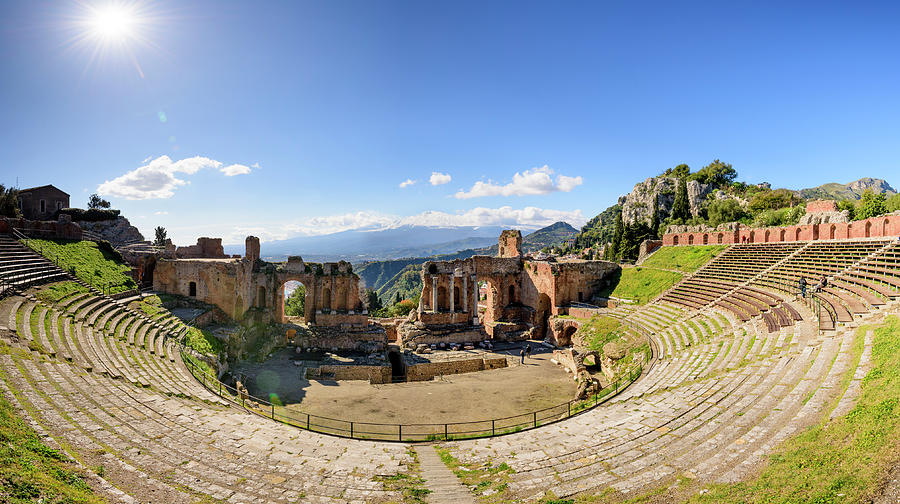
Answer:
175, 237, 228, 259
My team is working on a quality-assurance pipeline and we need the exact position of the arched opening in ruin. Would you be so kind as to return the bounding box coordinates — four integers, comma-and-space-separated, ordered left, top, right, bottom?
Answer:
673, 236, 679, 245
884, 219, 890, 236
257, 286, 267, 308
717, 233, 723, 244
558, 325, 578, 346
688, 235, 694, 245
428, 264, 438, 274
795, 228, 802, 241
536, 294, 551, 339
749, 231, 755, 243
453, 285, 460, 311
281, 280, 308, 324
437, 286, 448, 311
702, 234, 709, 245
189, 281, 197, 297
865, 220, 872, 238
764, 230, 771, 242
830, 225, 836, 240
508, 284, 516, 305
780, 229, 786, 241
388, 351, 406, 383
322, 288, 332, 311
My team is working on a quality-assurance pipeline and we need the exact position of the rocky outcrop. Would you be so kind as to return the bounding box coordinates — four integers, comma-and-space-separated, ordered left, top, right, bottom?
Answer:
619, 176, 715, 226
798, 210, 851, 225
76, 217, 144, 245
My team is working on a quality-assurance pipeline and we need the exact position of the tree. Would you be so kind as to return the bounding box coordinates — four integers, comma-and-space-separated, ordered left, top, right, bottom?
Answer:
649, 193, 660, 239
607, 209, 624, 261
366, 289, 383, 313
837, 199, 856, 220
707, 198, 747, 227
748, 188, 801, 213
88, 193, 111, 209
0, 184, 21, 218
394, 291, 402, 305
690, 159, 737, 187
663, 163, 691, 179
154, 226, 168, 247
671, 177, 690, 222
857, 189, 887, 220
619, 222, 654, 263
284, 284, 306, 317
887, 193, 900, 213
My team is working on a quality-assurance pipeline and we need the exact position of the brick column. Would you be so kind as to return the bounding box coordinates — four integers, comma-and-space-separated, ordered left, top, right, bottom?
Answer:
431, 276, 438, 313
472, 274, 479, 324
449, 276, 455, 313
462, 275, 468, 313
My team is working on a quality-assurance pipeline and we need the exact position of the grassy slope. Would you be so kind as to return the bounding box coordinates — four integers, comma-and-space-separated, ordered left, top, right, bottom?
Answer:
598, 267, 683, 305
641, 245, 727, 273
27, 239, 136, 294
0, 352, 106, 504
692, 316, 900, 503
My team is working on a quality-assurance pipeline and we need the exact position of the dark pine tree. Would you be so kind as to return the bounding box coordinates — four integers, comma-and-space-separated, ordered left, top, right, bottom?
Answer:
672, 177, 690, 222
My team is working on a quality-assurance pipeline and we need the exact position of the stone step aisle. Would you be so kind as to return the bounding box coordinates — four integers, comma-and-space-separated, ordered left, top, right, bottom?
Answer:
416, 445, 476, 504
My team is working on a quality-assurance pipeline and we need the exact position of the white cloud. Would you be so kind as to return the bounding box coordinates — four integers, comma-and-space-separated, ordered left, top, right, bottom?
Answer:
399, 178, 417, 188
429, 172, 452, 186
97, 155, 254, 199
221, 164, 251, 176
454, 165, 583, 199
154, 211, 168, 215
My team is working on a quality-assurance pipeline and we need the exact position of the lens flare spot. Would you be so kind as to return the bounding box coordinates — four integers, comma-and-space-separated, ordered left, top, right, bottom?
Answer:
157, 111, 167, 123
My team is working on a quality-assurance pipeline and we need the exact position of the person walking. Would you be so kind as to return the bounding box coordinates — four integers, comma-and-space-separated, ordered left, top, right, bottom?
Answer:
519, 347, 525, 365
525, 343, 532, 360
799, 276, 807, 298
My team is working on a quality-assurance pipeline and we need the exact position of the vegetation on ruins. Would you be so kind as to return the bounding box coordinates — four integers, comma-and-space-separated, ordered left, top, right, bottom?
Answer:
436, 446, 513, 503
153, 226, 167, 247
691, 316, 900, 503
598, 267, 682, 305
374, 448, 431, 504
640, 245, 727, 273
27, 238, 136, 294
0, 184, 21, 218
35, 280, 88, 304
856, 188, 887, 220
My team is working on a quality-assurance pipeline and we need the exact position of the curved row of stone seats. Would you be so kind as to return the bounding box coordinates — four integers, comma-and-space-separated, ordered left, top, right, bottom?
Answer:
0, 345, 411, 503
0, 235, 69, 294
2, 291, 220, 403
442, 310, 867, 501
754, 241, 900, 330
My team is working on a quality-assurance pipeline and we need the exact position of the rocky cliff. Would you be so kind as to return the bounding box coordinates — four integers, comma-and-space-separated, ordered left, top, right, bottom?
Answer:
618, 176, 715, 226
76, 216, 145, 245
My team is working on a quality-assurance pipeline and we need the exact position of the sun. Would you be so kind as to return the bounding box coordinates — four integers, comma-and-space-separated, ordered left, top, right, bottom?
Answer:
88, 5, 136, 42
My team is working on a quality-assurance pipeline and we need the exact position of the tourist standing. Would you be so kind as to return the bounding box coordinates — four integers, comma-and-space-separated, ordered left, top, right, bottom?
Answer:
799, 276, 807, 298
525, 343, 532, 360
519, 348, 525, 364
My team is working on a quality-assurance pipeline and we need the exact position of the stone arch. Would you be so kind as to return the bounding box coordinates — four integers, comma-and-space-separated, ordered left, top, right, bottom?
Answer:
764, 230, 771, 243
795, 227, 802, 241
559, 325, 578, 346
702, 234, 709, 245
884, 218, 890, 237
779, 229, 786, 242
717, 233, 724, 244
673, 235, 679, 245
280, 280, 310, 323
749, 231, 755, 243
688, 234, 694, 245
536, 294, 551, 339
865, 220, 872, 238
830, 224, 836, 240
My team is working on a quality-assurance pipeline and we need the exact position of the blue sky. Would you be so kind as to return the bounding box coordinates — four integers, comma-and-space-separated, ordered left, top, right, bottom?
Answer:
2, 1, 899, 245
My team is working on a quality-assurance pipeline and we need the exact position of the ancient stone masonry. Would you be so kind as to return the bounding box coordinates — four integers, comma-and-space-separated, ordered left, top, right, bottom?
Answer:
153, 236, 367, 330
399, 231, 620, 347
664, 200, 900, 246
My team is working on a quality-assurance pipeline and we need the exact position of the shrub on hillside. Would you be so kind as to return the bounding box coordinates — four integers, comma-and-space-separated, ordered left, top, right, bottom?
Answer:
55, 208, 120, 222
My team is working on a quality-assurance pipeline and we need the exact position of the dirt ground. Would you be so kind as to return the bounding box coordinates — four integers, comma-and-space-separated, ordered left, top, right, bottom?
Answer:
233, 346, 576, 425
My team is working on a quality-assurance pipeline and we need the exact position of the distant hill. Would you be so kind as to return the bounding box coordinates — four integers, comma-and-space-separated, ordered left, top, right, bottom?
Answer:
796, 178, 896, 200
222, 225, 517, 262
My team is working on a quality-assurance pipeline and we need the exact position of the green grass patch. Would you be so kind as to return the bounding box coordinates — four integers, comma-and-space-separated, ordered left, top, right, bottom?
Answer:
599, 267, 682, 305
0, 395, 105, 504
435, 447, 513, 503
374, 448, 431, 504
26, 239, 136, 294
692, 316, 900, 503
641, 245, 727, 273
577, 316, 627, 352
36, 281, 88, 304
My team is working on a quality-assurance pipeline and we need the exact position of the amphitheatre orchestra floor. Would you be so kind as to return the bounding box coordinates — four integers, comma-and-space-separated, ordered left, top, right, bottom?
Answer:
234, 346, 577, 425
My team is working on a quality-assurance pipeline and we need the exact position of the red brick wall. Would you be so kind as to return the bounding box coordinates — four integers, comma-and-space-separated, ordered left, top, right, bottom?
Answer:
806, 199, 838, 213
